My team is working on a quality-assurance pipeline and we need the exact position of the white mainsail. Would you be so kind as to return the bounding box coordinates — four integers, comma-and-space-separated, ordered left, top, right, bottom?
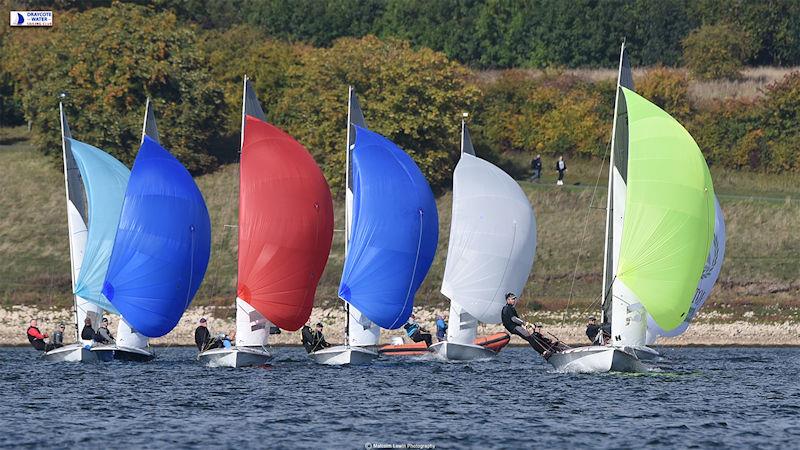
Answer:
60, 103, 104, 345
440, 120, 537, 345
344, 86, 381, 347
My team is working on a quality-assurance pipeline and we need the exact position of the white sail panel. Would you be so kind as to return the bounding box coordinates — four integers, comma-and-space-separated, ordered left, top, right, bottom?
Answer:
440, 153, 536, 324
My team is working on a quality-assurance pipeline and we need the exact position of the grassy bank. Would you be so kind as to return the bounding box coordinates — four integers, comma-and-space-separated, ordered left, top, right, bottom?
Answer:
1, 126, 797, 321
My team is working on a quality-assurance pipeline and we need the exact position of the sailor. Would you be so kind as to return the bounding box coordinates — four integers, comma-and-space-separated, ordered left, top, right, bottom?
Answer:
310, 323, 332, 352
404, 314, 432, 347
435, 314, 447, 342
501, 293, 552, 354
301, 324, 315, 353
26, 319, 49, 351
93, 317, 115, 345
586, 316, 601, 344
50, 323, 65, 349
80, 317, 95, 341
194, 318, 214, 351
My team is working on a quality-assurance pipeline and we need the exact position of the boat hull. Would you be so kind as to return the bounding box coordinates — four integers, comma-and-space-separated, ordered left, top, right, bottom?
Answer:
89, 345, 116, 362
626, 345, 660, 361
547, 346, 644, 373
309, 345, 378, 365
42, 343, 100, 363
89, 344, 155, 362
379, 332, 510, 359
197, 346, 271, 368
429, 341, 497, 361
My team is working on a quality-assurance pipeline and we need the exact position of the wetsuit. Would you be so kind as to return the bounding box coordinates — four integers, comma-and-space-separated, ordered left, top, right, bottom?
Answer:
310, 330, 331, 352
81, 325, 95, 341
404, 322, 432, 347
301, 326, 314, 353
51, 330, 64, 348
94, 327, 115, 345
194, 326, 212, 351
586, 323, 600, 343
501, 304, 548, 354
26, 326, 47, 351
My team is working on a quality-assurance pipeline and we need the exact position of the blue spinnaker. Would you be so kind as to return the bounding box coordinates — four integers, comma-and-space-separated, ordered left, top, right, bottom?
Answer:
101, 137, 211, 337
338, 126, 438, 329
69, 139, 130, 313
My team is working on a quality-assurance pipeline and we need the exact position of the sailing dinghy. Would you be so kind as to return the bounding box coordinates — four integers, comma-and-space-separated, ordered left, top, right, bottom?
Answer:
88, 99, 165, 362
197, 76, 334, 368
309, 87, 438, 365
427, 118, 536, 361
42, 104, 110, 362
546, 42, 716, 373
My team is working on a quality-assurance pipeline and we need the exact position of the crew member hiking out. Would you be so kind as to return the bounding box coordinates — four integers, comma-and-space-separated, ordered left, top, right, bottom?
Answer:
26, 319, 49, 351
501, 293, 562, 356
404, 314, 432, 347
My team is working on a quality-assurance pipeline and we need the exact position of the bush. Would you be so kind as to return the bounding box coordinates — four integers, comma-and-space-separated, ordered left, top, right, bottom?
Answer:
4, 4, 224, 172
682, 23, 755, 80
637, 67, 691, 121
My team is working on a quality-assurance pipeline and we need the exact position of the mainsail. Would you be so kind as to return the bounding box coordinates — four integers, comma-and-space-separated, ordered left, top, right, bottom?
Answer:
338, 125, 439, 329
441, 122, 536, 324
69, 139, 130, 312
237, 115, 334, 331
614, 86, 715, 332
101, 137, 212, 337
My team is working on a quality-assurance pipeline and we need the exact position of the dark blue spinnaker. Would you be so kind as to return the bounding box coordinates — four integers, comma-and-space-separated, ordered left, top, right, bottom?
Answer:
338, 126, 438, 329
102, 137, 211, 337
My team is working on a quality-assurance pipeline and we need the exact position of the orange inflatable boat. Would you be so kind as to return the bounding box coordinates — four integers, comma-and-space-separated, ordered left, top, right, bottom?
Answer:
378, 332, 511, 356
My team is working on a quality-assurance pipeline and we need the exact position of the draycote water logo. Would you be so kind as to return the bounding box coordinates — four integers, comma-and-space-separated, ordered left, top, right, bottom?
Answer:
9, 11, 53, 27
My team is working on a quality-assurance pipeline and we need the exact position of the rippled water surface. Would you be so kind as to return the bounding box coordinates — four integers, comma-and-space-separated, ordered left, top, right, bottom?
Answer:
1, 346, 798, 449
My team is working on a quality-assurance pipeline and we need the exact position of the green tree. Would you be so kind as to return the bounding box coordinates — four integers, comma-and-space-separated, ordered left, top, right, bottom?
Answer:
636, 67, 691, 121
4, 4, 224, 172
274, 36, 479, 193
682, 23, 755, 80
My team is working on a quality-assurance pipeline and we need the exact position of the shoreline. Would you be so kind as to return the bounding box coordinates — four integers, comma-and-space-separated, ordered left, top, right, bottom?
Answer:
3, 305, 799, 347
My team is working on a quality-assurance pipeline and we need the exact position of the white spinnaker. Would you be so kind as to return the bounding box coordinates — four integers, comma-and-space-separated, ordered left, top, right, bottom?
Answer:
646, 197, 725, 342
440, 153, 537, 323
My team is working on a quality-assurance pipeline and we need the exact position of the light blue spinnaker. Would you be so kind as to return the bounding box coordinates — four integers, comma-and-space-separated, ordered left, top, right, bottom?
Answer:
69, 138, 130, 313
338, 126, 438, 330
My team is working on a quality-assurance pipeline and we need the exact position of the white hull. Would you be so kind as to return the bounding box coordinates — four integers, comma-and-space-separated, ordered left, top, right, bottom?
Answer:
547, 346, 644, 373
309, 345, 378, 366
42, 343, 100, 363
90, 344, 155, 362
429, 341, 496, 361
626, 345, 660, 361
197, 346, 271, 368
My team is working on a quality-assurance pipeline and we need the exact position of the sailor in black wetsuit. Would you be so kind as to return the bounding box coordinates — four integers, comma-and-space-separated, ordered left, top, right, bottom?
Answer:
586, 317, 601, 344
309, 323, 331, 353
194, 317, 215, 351
301, 324, 315, 353
80, 317, 95, 341
501, 293, 558, 356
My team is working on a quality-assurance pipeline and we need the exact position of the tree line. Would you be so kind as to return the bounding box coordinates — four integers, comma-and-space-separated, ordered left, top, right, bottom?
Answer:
1, 3, 798, 192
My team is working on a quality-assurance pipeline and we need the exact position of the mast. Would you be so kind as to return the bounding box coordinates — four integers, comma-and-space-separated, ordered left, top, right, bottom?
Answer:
600, 41, 633, 324
141, 97, 160, 144
59, 102, 80, 341
344, 86, 353, 343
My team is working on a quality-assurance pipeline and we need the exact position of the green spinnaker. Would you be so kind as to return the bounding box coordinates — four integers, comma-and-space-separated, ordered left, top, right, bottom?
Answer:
617, 87, 715, 331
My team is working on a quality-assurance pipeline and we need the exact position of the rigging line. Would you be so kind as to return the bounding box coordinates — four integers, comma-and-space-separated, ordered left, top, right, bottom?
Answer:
562, 136, 612, 327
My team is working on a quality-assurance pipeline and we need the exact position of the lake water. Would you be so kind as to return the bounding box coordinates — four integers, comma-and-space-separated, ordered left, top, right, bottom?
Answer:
1, 346, 798, 449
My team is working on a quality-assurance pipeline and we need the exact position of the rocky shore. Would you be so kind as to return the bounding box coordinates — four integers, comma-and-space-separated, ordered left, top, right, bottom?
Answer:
2, 305, 799, 347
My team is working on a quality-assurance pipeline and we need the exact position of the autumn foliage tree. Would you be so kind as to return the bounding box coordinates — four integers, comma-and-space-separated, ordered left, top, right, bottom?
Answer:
4, 4, 224, 172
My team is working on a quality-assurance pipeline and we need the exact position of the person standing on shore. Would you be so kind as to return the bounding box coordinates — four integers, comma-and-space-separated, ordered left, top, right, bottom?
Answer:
531, 154, 542, 183
556, 155, 567, 186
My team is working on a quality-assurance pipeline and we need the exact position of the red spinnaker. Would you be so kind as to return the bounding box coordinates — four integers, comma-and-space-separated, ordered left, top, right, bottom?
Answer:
238, 115, 334, 331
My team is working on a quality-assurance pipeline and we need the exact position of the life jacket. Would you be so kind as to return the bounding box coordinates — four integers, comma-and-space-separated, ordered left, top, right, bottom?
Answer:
26, 326, 42, 344
404, 323, 419, 337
